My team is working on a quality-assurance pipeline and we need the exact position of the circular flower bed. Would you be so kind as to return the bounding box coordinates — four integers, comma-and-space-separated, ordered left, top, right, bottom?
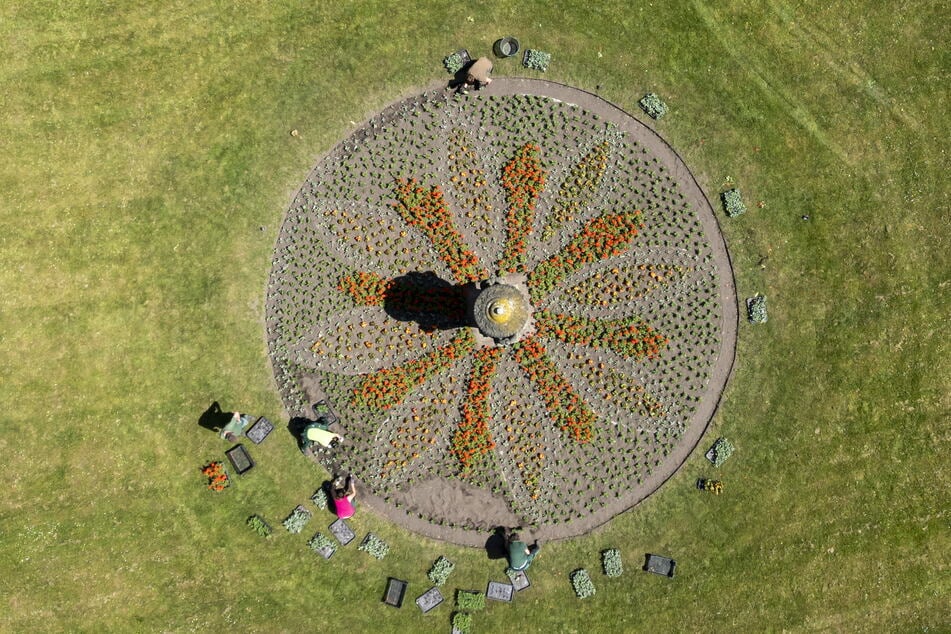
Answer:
265, 79, 737, 545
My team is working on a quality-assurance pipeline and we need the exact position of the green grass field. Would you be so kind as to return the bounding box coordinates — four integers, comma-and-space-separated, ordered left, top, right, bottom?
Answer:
1, 1, 947, 631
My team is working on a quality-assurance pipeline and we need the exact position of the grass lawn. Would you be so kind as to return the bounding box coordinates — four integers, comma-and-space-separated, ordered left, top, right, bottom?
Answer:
1, 1, 947, 631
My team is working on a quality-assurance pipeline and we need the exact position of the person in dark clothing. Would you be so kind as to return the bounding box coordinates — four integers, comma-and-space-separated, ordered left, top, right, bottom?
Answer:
505, 530, 540, 571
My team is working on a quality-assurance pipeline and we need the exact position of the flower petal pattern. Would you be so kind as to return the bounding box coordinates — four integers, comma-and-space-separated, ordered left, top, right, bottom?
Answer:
265, 83, 737, 545
528, 209, 644, 304
498, 143, 546, 274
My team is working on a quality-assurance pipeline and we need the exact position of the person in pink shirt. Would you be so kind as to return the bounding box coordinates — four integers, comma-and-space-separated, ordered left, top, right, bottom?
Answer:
331, 475, 356, 519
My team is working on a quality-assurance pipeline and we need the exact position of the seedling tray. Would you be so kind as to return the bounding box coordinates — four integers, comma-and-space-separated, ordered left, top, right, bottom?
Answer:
383, 577, 408, 608
415, 587, 443, 613
509, 569, 531, 591
245, 416, 274, 444
643, 553, 676, 578
329, 518, 355, 545
225, 443, 254, 475
486, 581, 514, 602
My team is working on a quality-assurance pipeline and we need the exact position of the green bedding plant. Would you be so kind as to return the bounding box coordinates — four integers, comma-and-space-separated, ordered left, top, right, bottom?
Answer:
443, 52, 465, 74
709, 437, 735, 467
282, 505, 312, 534
747, 294, 768, 323
570, 569, 596, 598
246, 515, 272, 538
638, 93, 668, 120
307, 532, 337, 556
455, 590, 486, 612
721, 188, 747, 217
523, 49, 551, 71
358, 532, 390, 559
427, 556, 455, 586
452, 611, 473, 633
602, 548, 623, 577
311, 488, 328, 510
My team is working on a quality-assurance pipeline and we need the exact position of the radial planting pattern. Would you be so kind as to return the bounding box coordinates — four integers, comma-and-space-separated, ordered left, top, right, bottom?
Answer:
266, 80, 737, 544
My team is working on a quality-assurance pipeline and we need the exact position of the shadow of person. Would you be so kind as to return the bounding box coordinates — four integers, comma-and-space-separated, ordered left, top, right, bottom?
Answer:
287, 416, 312, 448
383, 271, 470, 333
447, 60, 475, 91
197, 401, 232, 433
485, 526, 508, 560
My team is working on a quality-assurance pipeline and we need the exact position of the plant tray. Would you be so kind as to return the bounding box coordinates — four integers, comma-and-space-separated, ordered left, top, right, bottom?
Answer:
383, 577, 408, 608
455, 49, 471, 66
705, 437, 734, 466
509, 569, 531, 591
329, 518, 355, 545
315, 542, 336, 560
225, 444, 254, 474
493, 36, 519, 58
522, 49, 551, 72
643, 554, 676, 578
415, 587, 443, 613
245, 416, 274, 444
486, 581, 514, 602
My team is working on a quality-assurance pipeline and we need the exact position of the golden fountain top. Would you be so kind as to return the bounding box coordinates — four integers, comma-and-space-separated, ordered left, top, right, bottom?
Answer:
472, 282, 530, 342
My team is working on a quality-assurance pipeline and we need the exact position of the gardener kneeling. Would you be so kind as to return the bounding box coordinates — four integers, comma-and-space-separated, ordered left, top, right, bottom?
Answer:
506, 531, 540, 571
331, 474, 356, 520
459, 56, 493, 94
300, 416, 343, 453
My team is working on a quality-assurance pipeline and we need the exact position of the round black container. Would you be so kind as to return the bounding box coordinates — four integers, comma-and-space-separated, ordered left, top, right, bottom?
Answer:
493, 36, 520, 58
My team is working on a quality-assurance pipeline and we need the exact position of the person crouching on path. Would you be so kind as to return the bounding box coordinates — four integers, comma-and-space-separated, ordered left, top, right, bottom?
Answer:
460, 57, 493, 94
506, 531, 540, 571
331, 475, 357, 520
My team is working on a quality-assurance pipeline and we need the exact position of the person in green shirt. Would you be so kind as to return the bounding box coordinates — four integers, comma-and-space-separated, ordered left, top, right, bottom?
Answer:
219, 411, 250, 442
506, 532, 540, 571
300, 416, 344, 453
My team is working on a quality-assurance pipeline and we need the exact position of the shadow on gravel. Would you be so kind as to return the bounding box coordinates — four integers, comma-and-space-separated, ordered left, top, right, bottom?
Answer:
383, 271, 469, 333
484, 526, 508, 560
